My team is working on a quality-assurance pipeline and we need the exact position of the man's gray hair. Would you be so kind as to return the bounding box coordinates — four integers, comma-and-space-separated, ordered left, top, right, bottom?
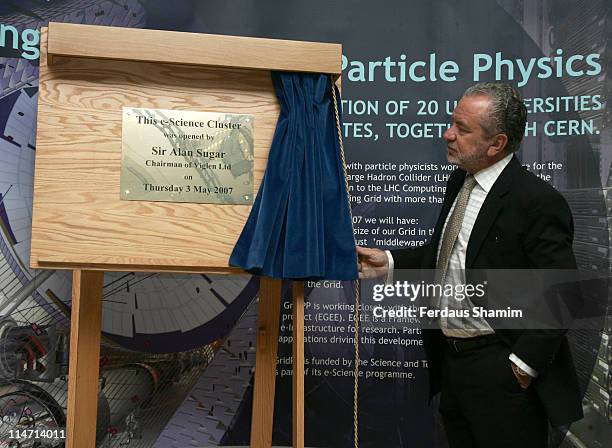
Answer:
462, 83, 527, 153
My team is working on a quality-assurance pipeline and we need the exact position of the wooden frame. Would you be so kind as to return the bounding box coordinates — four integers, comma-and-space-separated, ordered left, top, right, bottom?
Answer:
46, 22, 340, 74
31, 23, 342, 448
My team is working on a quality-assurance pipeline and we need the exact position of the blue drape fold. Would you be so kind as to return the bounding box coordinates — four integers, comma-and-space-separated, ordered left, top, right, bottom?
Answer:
229, 72, 357, 280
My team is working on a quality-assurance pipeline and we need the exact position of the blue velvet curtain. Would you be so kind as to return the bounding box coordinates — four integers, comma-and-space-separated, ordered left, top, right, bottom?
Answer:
229, 72, 357, 280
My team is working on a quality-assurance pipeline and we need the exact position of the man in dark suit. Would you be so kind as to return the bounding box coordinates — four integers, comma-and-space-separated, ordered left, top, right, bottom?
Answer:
357, 83, 582, 447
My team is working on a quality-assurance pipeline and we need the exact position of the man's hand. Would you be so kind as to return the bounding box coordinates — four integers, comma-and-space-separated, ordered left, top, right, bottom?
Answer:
357, 246, 389, 279
511, 362, 532, 389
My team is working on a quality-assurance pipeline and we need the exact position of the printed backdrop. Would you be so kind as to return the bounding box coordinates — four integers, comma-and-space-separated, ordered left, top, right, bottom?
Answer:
0, 1, 609, 447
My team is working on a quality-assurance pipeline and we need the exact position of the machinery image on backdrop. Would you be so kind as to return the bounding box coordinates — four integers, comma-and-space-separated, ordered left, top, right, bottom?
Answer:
501, 1, 612, 446
0, 58, 263, 448
0, 2, 265, 447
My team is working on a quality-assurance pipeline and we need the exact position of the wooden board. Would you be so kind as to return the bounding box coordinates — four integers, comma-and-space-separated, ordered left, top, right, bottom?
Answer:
250, 277, 282, 447
66, 270, 104, 448
31, 27, 285, 272
47, 22, 342, 75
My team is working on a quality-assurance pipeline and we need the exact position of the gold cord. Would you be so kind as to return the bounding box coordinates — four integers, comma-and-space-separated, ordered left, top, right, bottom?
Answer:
331, 76, 360, 448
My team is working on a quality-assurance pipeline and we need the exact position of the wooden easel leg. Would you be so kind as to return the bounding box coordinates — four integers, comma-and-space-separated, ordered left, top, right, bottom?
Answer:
66, 269, 104, 448
292, 281, 305, 448
250, 277, 282, 448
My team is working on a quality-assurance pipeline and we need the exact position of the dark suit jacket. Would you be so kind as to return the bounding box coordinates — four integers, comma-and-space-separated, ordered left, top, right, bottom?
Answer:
391, 155, 583, 426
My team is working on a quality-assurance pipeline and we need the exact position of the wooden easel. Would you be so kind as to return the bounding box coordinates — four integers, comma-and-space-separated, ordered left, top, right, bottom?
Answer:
31, 22, 341, 448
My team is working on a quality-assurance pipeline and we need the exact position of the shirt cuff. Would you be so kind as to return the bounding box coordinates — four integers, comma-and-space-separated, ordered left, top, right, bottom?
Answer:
509, 353, 538, 378
385, 250, 394, 285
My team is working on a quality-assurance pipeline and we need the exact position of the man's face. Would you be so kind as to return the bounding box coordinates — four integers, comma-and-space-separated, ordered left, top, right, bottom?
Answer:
443, 95, 494, 173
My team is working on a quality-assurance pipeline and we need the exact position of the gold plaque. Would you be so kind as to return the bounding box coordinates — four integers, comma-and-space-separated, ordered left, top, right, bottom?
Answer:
121, 107, 254, 204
